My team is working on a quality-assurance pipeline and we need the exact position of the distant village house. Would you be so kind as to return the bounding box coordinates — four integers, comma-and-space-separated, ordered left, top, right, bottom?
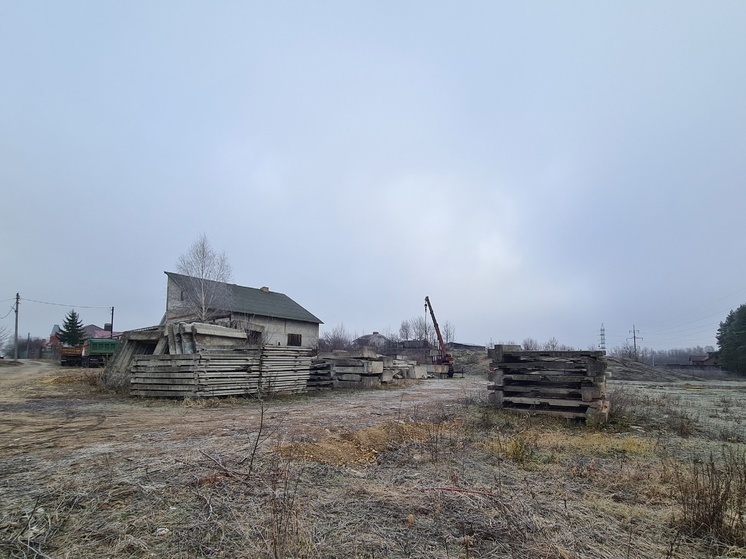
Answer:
354, 332, 389, 348
689, 352, 719, 368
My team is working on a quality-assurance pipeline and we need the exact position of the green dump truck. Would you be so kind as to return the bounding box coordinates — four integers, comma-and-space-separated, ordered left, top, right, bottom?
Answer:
82, 338, 119, 367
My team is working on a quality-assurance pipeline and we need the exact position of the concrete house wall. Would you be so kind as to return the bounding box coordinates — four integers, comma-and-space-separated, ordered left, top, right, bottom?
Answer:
164, 273, 321, 349
225, 314, 320, 348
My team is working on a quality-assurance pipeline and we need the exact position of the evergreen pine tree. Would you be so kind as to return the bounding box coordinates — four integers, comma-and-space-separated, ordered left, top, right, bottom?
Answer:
716, 303, 746, 374
58, 310, 87, 346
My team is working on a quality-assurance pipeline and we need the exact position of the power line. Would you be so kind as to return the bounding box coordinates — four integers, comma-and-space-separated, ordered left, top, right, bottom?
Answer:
627, 325, 642, 360
21, 297, 112, 310
642, 285, 746, 331
642, 306, 734, 335
0, 306, 14, 320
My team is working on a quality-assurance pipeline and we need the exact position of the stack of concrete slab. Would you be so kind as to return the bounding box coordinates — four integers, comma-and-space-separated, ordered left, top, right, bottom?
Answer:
332, 358, 386, 389
109, 322, 314, 398
260, 345, 313, 394
382, 356, 428, 380
130, 351, 261, 398
487, 345, 609, 421
308, 358, 334, 391
308, 353, 427, 389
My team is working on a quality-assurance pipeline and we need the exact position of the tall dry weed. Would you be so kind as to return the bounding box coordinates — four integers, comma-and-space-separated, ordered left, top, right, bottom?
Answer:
670, 447, 746, 547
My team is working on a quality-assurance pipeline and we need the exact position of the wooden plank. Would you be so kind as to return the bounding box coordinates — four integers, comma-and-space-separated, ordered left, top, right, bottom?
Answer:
499, 373, 599, 383
581, 385, 605, 402
498, 361, 590, 370
496, 350, 606, 359
502, 396, 605, 409
502, 386, 581, 396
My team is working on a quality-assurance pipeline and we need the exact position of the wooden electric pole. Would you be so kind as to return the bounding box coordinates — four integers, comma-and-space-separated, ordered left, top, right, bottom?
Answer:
13, 293, 19, 361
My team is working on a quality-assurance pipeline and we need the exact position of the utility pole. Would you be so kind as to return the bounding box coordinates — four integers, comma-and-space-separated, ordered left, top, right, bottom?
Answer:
13, 293, 19, 361
110, 306, 114, 339
599, 323, 606, 351
627, 325, 642, 361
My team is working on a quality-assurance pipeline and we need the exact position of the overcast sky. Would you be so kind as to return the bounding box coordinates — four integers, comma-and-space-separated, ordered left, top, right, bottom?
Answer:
2, 1, 745, 351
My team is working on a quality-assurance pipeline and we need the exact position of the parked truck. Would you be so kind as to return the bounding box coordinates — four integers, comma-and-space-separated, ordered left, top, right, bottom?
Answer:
82, 338, 119, 367
59, 346, 84, 367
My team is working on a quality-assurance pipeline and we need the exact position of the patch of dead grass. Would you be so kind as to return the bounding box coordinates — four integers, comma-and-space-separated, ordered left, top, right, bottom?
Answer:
278, 421, 442, 465
41, 372, 85, 384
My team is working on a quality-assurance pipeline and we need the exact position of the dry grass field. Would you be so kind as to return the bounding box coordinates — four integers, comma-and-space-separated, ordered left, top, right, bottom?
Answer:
1, 357, 745, 559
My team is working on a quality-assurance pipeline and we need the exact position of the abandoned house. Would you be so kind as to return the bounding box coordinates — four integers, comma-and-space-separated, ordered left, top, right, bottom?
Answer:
163, 271, 323, 348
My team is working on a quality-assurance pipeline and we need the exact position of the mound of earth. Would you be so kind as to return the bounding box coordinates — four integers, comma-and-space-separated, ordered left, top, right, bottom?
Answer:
606, 356, 740, 382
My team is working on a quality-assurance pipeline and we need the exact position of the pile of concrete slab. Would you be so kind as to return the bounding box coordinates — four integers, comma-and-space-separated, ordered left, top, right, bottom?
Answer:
308, 351, 434, 390
106, 323, 450, 398
106, 323, 313, 398
487, 345, 609, 421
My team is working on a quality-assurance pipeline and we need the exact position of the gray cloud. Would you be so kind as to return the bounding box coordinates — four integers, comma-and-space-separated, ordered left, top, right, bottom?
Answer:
2, 2, 744, 351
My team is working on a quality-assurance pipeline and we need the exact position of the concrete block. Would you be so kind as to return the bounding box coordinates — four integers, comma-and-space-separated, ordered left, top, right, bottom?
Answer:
412, 365, 428, 379
364, 361, 384, 374
334, 365, 364, 374
355, 347, 380, 359
487, 390, 503, 406
336, 380, 362, 390
426, 364, 449, 376
360, 375, 381, 388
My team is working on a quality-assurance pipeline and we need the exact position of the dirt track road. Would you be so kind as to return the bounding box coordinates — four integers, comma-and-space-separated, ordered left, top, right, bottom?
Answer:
0, 360, 487, 463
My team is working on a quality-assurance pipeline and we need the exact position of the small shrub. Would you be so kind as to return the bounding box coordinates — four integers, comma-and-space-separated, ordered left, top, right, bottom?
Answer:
505, 434, 537, 465
665, 411, 696, 438
606, 385, 636, 426
671, 447, 746, 546
719, 395, 734, 410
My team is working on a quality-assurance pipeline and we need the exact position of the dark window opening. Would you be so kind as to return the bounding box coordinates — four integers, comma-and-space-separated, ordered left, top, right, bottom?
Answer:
287, 333, 302, 347
248, 330, 263, 345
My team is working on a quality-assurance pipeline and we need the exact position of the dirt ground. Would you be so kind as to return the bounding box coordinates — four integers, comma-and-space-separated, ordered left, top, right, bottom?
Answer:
0, 360, 485, 461
1, 359, 746, 559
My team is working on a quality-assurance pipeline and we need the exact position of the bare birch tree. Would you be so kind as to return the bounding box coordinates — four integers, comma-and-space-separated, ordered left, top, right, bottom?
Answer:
411, 316, 436, 345
399, 319, 412, 341
0, 326, 10, 356
320, 324, 352, 351
543, 337, 560, 351
522, 337, 540, 350
442, 321, 456, 344
176, 234, 233, 322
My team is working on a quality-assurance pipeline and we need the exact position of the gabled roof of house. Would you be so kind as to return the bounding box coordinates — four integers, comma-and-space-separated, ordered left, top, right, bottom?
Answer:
165, 272, 323, 324
354, 332, 389, 345
83, 324, 123, 339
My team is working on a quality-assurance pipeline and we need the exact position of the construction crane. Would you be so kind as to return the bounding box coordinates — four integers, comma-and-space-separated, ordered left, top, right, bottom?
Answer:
424, 296, 455, 377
